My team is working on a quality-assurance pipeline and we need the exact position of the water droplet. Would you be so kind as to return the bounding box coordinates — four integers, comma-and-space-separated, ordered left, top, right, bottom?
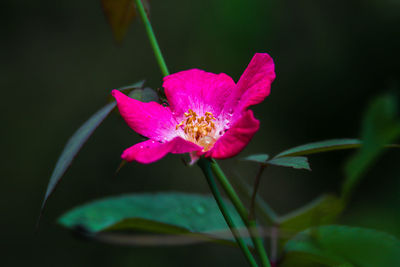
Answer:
195, 205, 205, 215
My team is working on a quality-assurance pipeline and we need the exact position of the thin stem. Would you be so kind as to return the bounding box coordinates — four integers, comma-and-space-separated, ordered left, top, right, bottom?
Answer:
230, 172, 279, 225
210, 159, 271, 267
249, 165, 266, 220
134, 0, 170, 77
198, 159, 258, 267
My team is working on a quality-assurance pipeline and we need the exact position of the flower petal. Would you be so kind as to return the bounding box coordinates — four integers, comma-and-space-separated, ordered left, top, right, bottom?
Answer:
225, 53, 275, 117
112, 90, 177, 141
206, 110, 260, 159
121, 137, 202, 164
163, 69, 236, 117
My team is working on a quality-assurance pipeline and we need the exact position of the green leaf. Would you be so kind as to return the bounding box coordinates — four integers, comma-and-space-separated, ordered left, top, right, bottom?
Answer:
278, 195, 344, 243
343, 95, 400, 199
40, 81, 145, 218
242, 154, 269, 164
90, 218, 234, 247
283, 225, 400, 267
40, 102, 116, 215
58, 193, 249, 246
128, 87, 159, 103
101, 0, 150, 43
104, 218, 191, 234
242, 154, 311, 170
107, 80, 146, 102
275, 139, 362, 158
267, 156, 311, 171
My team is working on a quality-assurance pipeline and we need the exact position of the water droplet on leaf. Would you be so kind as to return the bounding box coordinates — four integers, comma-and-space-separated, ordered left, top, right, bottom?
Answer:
195, 205, 205, 214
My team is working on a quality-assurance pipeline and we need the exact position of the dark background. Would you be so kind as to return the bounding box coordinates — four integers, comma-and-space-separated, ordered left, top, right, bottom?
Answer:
2, 0, 399, 266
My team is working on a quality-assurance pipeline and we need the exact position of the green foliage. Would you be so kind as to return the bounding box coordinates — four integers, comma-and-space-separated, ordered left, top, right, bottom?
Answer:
243, 154, 310, 170
242, 154, 269, 164
267, 156, 311, 171
275, 139, 361, 158
59, 193, 249, 246
343, 95, 400, 199
40, 81, 152, 216
40, 102, 116, 214
278, 195, 344, 243
283, 225, 400, 267
128, 87, 159, 103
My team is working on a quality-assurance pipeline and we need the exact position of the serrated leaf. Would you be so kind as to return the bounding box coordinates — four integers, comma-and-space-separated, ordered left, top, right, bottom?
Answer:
343, 95, 400, 199
242, 154, 269, 164
283, 225, 400, 267
101, 0, 150, 43
58, 193, 250, 247
278, 195, 344, 244
40, 81, 145, 219
275, 139, 362, 158
267, 156, 311, 170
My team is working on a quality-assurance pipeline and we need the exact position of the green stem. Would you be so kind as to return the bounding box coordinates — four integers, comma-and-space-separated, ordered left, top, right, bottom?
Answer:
134, 0, 170, 77
198, 159, 258, 267
210, 159, 271, 267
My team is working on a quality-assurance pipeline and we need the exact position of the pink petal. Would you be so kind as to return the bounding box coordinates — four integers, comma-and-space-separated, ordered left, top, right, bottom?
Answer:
225, 53, 275, 117
163, 69, 236, 117
121, 137, 202, 164
112, 90, 177, 141
205, 110, 260, 159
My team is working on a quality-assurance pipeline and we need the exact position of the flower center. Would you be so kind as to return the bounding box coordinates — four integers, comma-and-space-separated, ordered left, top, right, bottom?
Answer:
176, 109, 217, 151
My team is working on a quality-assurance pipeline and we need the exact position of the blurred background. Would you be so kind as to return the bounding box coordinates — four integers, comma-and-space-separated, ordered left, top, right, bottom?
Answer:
1, 0, 400, 266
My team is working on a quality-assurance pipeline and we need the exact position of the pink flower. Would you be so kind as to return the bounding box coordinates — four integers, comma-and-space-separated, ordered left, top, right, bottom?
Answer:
112, 53, 275, 164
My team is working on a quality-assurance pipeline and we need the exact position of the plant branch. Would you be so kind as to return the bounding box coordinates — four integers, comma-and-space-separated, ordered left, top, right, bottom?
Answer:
198, 158, 258, 267
210, 159, 271, 267
134, 0, 170, 77
249, 165, 266, 220
230, 172, 279, 225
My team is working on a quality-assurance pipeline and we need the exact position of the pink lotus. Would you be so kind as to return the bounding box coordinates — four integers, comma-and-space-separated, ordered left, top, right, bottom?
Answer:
112, 53, 275, 164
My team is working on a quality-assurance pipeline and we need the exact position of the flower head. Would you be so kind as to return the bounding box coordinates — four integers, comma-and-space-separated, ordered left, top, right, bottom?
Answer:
112, 53, 275, 164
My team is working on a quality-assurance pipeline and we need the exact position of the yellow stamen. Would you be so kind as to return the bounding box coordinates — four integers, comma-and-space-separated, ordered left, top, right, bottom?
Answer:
176, 109, 217, 150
